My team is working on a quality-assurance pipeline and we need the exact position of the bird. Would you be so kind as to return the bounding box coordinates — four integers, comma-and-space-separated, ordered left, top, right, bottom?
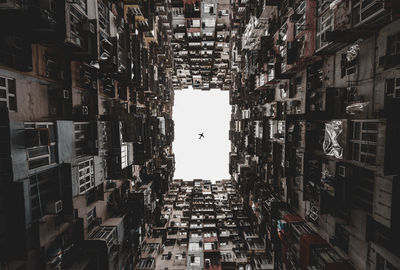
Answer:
198, 132, 205, 139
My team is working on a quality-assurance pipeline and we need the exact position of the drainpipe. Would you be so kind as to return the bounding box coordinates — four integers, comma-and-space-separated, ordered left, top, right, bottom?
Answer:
371, 33, 377, 117
35, 171, 44, 219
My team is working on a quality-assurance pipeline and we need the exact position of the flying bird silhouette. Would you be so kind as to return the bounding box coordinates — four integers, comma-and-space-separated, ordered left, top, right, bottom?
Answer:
198, 132, 204, 139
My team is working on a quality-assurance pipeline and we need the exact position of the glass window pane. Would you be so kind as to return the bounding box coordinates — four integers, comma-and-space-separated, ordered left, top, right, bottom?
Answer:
28, 146, 49, 158
361, 144, 375, 154
362, 122, 377, 131
353, 143, 360, 161
396, 78, 400, 87
354, 122, 361, 139
7, 79, 16, 94
386, 79, 395, 94
0, 77, 5, 87
362, 132, 377, 142
387, 35, 396, 55
29, 157, 49, 169
8, 96, 16, 111
0, 89, 6, 99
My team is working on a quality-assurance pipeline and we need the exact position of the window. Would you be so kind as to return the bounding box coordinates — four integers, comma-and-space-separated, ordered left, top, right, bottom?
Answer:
69, 5, 86, 48
75, 122, 91, 156
0, 76, 16, 111
121, 143, 128, 169
385, 77, 400, 99
78, 159, 95, 194
295, 1, 306, 36
316, 8, 333, 50
341, 53, 357, 77
352, 0, 385, 26
29, 168, 59, 220
349, 121, 378, 164
98, 0, 110, 33
99, 121, 112, 149
387, 32, 400, 56
26, 123, 56, 170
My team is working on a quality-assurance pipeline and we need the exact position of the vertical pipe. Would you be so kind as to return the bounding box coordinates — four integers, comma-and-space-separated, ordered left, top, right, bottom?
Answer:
35, 171, 43, 219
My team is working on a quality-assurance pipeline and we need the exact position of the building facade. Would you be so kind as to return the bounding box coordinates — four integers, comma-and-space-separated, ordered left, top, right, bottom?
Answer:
1, 0, 400, 270
229, 0, 400, 269
0, 0, 174, 269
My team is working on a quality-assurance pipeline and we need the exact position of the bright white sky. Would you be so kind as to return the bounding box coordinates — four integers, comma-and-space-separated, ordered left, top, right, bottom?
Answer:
173, 88, 231, 182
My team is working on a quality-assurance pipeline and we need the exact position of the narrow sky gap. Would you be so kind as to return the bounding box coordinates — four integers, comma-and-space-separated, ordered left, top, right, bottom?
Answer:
173, 89, 231, 182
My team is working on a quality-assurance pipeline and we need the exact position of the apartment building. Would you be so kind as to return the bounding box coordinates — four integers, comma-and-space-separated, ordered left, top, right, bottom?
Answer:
0, 0, 174, 269
229, 0, 400, 269
1, 0, 400, 269
136, 179, 273, 270
171, 0, 231, 90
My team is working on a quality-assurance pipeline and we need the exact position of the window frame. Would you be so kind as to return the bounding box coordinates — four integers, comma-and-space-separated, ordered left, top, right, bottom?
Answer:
341, 53, 357, 77
386, 32, 400, 56
26, 122, 56, 170
0, 76, 17, 111
316, 8, 334, 51
78, 158, 95, 194
295, 0, 306, 36
74, 122, 91, 156
349, 120, 378, 164
385, 77, 400, 99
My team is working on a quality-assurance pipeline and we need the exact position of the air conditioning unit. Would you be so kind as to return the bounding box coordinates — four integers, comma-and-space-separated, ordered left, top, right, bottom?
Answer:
47, 200, 63, 214
82, 105, 89, 115
63, 89, 70, 99
338, 165, 346, 177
